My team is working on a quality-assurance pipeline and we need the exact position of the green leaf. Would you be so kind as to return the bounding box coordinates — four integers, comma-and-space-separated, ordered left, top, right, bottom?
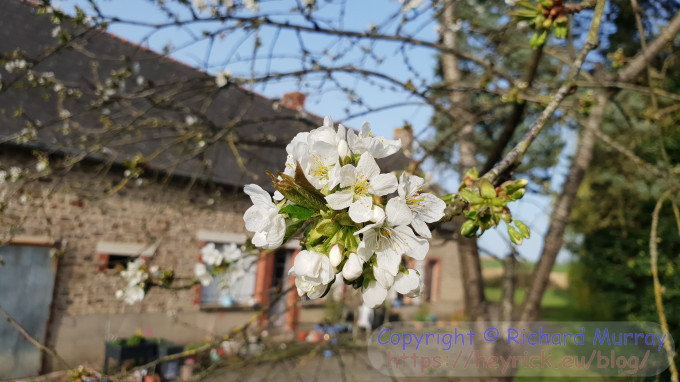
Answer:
514, 219, 531, 239
280, 205, 315, 221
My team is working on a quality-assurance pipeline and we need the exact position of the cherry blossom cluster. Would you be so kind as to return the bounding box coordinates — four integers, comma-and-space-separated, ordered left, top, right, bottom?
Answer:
243, 117, 446, 308
115, 258, 160, 305
193, 242, 247, 288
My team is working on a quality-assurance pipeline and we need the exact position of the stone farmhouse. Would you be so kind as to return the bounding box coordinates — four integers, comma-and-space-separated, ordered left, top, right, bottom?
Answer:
0, 0, 464, 377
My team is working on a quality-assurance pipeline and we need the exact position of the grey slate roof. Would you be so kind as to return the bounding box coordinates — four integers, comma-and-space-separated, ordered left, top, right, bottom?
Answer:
0, 0, 408, 190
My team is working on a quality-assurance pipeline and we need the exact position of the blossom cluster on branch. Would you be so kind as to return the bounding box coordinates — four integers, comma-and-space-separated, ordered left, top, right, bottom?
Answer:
115, 259, 160, 305
243, 117, 446, 308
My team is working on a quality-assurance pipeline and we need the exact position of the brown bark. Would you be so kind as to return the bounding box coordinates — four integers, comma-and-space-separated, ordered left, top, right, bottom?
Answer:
519, 90, 606, 322
617, 10, 680, 83
441, 0, 488, 321
520, 8, 680, 323
500, 255, 517, 323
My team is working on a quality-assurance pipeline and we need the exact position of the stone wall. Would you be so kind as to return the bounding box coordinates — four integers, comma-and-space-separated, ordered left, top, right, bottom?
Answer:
0, 146, 465, 371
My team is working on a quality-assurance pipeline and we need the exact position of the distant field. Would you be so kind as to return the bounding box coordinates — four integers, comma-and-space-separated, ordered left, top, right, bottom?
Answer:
481, 258, 570, 273
484, 287, 569, 308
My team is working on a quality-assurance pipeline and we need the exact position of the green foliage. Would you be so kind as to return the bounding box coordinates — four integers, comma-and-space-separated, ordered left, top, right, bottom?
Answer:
454, 168, 530, 240
280, 204, 315, 221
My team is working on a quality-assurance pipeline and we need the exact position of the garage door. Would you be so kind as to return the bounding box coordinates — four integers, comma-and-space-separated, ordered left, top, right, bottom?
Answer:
0, 244, 57, 379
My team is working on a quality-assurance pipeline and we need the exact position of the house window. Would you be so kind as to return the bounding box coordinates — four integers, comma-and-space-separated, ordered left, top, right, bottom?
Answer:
106, 255, 132, 270
199, 242, 257, 308
96, 242, 157, 272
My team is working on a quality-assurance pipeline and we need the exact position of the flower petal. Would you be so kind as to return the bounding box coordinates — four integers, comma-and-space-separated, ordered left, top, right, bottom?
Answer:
369, 173, 398, 196
293, 250, 322, 278
342, 252, 364, 281
244, 205, 269, 232
410, 218, 432, 238
355, 152, 380, 180
394, 225, 429, 260
325, 189, 353, 210
244, 184, 273, 208
385, 197, 412, 226
394, 269, 421, 296
251, 231, 268, 248
339, 164, 356, 188
373, 265, 395, 289
376, 250, 401, 276
362, 281, 387, 308
356, 229, 377, 261
349, 196, 374, 223
266, 214, 286, 249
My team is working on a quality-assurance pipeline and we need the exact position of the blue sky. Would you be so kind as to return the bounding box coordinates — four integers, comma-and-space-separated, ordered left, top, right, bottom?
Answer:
56, 0, 574, 263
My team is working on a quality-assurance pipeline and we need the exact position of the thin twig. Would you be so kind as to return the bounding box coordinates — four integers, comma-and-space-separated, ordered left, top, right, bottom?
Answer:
0, 304, 72, 370
649, 188, 679, 382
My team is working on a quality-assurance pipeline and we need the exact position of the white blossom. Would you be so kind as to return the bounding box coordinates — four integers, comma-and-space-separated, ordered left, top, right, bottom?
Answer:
4, 59, 27, 73
399, 0, 423, 12
329, 244, 342, 268
243, 184, 286, 249
394, 269, 422, 298
397, 173, 446, 238
36, 160, 48, 173
185, 115, 198, 126
347, 122, 402, 159
194, 263, 213, 286
216, 70, 232, 87
116, 285, 145, 305
288, 250, 334, 299
9, 167, 22, 182
342, 252, 363, 281
356, 198, 428, 276
201, 242, 225, 266
325, 152, 397, 223
243, 0, 259, 11
362, 280, 388, 308
222, 243, 243, 262
193, 0, 208, 11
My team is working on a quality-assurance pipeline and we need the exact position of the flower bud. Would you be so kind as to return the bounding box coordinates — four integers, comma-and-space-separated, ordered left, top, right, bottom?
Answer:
461, 220, 479, 238
507, 225, 524, 245
338, 140, 350, 160
480, 180, 496, 199
342, 253, 363, 281
510, 188, 526, 200
329, 244, 343, 267
514, 220, 531, 239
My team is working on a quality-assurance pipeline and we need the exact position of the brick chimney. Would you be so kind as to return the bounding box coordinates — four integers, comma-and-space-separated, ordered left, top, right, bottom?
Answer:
393, 125, 414, 158
281, 92, 307, 111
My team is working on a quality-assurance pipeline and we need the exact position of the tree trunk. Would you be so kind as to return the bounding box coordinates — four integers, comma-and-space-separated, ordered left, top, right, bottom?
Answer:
440, 0, 489, 322
519, 90, 607, 322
